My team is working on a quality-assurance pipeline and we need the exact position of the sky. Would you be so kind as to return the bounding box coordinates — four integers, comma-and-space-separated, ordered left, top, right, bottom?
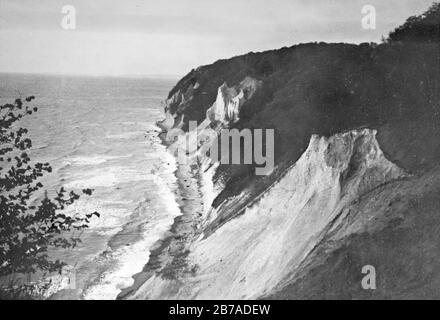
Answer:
0, 0, 435, 77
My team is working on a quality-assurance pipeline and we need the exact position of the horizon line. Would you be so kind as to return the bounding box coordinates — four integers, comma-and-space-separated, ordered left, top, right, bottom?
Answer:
0, 70, 183, 80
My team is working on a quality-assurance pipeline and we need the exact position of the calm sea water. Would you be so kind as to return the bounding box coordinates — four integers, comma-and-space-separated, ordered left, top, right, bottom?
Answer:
0, 73, 181, 299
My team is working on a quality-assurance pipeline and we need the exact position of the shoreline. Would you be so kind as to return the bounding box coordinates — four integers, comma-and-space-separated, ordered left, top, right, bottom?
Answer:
49, 125, 182, 300
117, 123, 205, 299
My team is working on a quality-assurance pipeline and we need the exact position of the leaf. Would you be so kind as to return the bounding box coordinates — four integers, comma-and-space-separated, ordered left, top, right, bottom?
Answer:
0, 97, 102, 278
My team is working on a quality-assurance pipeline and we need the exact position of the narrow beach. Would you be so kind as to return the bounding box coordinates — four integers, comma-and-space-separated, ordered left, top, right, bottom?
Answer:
118, 128, 205, 299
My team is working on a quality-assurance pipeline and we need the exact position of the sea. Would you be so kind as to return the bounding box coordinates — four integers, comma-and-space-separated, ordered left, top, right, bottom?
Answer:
0, 73, 181, 299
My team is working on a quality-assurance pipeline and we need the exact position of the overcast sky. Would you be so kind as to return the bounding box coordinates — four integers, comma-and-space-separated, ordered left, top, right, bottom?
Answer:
0, 0, 434, 77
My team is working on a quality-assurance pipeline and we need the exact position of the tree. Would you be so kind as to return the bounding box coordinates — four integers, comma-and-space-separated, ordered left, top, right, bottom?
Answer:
388, 2, 440, 42
0, 97, 99, 294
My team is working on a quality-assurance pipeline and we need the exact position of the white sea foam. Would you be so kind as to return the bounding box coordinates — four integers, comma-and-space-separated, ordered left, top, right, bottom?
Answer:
0, 74, 177, 300
63, 166, 157, 189
82, 164, 181, 300
106, 131, 144, 140
63, 155, 130, 166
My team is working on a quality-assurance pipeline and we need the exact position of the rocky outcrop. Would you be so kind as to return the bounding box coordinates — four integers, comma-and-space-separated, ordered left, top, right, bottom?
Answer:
206, 77, 261, 126
161, 77, 262, 216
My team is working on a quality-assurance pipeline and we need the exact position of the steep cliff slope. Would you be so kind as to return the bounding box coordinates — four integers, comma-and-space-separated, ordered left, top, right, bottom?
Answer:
121, 3, 440, 299
125, 129, 409, 299
162, 41, 439, 236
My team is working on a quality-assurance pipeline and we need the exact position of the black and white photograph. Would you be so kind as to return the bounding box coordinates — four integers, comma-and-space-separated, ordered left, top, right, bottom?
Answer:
0, 0, 439, 307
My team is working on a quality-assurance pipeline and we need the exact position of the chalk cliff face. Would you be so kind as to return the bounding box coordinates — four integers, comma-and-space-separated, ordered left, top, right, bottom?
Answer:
126, 129, 407, 299
190, 129, 405, 299
160, 77, 261, 133
206, 77, 262, 126
158, 77, 262, 215
121, 5, 440, 300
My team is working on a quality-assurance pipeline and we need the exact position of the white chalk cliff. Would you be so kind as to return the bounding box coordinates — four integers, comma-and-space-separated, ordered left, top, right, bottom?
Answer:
206, 77, 261, 125
126, 128, 406, 299
161, 78, 262, 213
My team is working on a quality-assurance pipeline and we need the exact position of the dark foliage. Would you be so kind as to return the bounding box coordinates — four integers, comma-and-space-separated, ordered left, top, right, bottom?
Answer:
0, 97, 99, 281
388, 2, 440, 42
